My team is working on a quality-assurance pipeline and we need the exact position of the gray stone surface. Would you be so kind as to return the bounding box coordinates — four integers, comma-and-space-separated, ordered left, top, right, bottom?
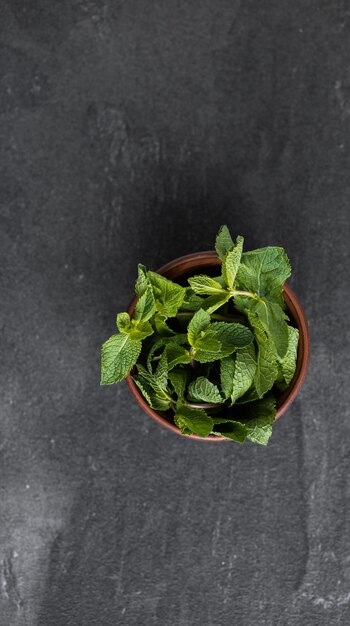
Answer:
1, 1, 350, 624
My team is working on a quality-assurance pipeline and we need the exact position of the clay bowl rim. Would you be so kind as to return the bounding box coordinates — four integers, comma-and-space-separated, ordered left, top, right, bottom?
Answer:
126, 251, 310, 442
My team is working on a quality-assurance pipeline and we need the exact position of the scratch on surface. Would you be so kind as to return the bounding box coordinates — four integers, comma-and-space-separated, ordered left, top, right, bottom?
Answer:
211, 513, 222, 557
1, 550, 24, 611
335, 80, 350, 118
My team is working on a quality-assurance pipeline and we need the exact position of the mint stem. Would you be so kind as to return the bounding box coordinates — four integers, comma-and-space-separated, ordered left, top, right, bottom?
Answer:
230, 289, 258, 300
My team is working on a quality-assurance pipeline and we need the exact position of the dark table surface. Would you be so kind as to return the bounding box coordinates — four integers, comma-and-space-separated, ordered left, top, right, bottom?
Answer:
1, 1, 350, 625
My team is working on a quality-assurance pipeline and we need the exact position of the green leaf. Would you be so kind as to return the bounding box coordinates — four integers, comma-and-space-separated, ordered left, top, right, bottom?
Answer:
135, 264, 149, 296
169, 368, 188, 400
155, 349, 168, 390
187, 309, 211, 346
101, 334, 141, 384
188, 275, 225, 296
211, 419, 248, 443
230, 343, 257, 403
116, 312, 131, 333
201, 292, 231, 314
166, 343, 192, 369
146, 338, 165, 373
130, 321, 154, 341
188, 377, 223, 403
135, 364, 171, 401
243, 396, 276, 445
210, 321, 254, 357
221, 236, 244, 289
276, 326, 299, 389
237, 246, 291, 300
147, 271, 185, 318
133, 375, 171, 411
253, 298, 289, 358
193, 330, 221, 363
153, 314, 175, 336
248, 311, 278, 398
116, 311, 153, 340
174, 405, 213, 437
215, 225, 234, 260
134, 286, 156, 322
235, 385, 260, 404
179, 289, 204, 312
220, 357, 236, 399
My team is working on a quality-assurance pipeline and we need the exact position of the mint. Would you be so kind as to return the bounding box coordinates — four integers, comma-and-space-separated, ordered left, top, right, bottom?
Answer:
169, 368, 188, 400
134, 286, 156, 322
188, 275, 225, 295
101, 225, 300, 446
221, 236, 243, 289
166, 343, 191, 369
101, 334, 141, 384
201, 292, 231, 314
187, 308, 211, 345
230, 343, 257, 403
210, 321, 253, 356
174, 405, 214, 437
188, 377, 223, 404
215, 225, 234, 260
248, 311, 278, 398
147, 271, 185, 318
237, 247, 291, 301
252, 298, 289, 358
220, 357, 236, 399
277, 326, 299, 389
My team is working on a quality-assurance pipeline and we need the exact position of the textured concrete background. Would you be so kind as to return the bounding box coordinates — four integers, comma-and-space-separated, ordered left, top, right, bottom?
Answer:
1, 1, 350, 625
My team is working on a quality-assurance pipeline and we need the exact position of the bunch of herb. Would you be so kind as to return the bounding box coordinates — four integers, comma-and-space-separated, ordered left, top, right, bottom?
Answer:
101, 226, 299, 445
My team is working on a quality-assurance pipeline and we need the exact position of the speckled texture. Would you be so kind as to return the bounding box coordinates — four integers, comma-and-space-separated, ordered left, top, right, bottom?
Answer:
1, 1, 350, 625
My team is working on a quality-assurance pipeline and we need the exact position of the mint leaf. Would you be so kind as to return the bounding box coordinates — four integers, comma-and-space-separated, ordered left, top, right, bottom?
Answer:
174, 405, 213, 437
169, 368, 188, 400
135, 264, 149, 296
179, 289, 204, 312
211, 419, 248, 443
101, 334, 141, 384
193, 330, 221, 363
135, 364, 172, 405
220, 357, 235, 399
248, 311, 278, 398
215, 225, 234, 260
146, 338, 165, 373
201, 292, 231, 314
154, 348, 168, 390
147, 271, 185, 318
134, 286, 156, 322
153, 314, 175, 336
116, 312, 131, 333
188, 377, 223, 403
230, 343, 257, 403
237, 247, 291, 300
221, 236, 243, 289
188, 275, 225, 295
253, 298, 289, 358
187, 309, 211, 346
116, 311, 153, 340
210, 321, 254, 357
243, 396, 276, 445
277, 326, 299, 389
128, 321, 154, 341
166, 343, 191, 369
133, 375, 171, 411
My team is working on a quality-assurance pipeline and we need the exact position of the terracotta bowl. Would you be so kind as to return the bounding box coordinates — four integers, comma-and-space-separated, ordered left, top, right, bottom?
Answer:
126, 251, 310, 441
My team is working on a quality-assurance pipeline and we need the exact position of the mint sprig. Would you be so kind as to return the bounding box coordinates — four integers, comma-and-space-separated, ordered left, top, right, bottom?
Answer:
101, 225, 300, 445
